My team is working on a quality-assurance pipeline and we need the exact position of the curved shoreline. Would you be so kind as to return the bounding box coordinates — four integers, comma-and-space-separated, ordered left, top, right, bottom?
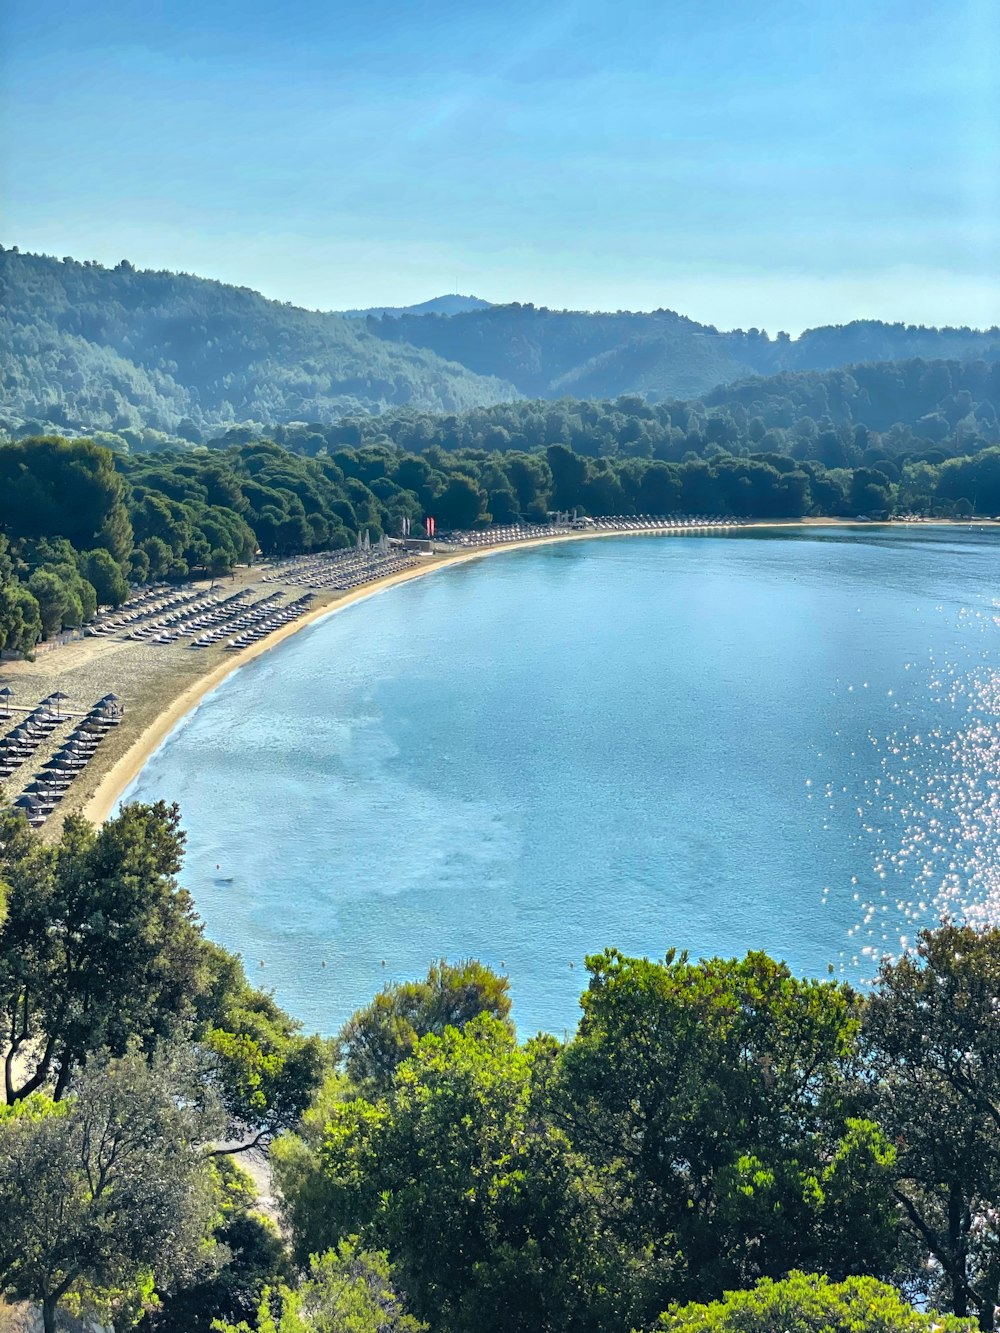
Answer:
79, 517, 990, 824
83, 525, 643, 822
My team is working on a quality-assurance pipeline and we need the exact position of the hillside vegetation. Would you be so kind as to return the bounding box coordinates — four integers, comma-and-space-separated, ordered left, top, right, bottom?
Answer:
0, 249, 519, 437
267, 357, 1000, 473
366, 303, 1000, 401
5, 249, 999, 444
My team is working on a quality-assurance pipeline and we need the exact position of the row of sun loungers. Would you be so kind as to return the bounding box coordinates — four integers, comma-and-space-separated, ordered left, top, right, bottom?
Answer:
0, 693, 75, 783
123, 590, 252, 644
221, 595, 314, 651
261, 548, 415, 589
258, 552, 352, 584
263, 549, 419, 592
583, 514, 738, 532
324, 554, 418, 591
440, 523, 563, 548
440, 515, 739, 548
87, 585, 208, 636
85, 583, 176, 634
121, 587, 318, 650
4, 695, 124, 827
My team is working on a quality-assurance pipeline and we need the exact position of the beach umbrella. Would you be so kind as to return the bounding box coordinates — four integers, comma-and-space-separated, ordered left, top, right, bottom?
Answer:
14, 793, 43, 810
100, 692, 121, 704
0, 686, 13, 717
48, 689, 70, 718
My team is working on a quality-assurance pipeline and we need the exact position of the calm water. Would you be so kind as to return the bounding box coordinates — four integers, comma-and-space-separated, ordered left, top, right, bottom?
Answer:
123, 529, 1000, 1036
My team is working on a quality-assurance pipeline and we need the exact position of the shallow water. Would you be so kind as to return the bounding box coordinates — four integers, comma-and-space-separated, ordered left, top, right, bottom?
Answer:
123, 528, 1000, 1036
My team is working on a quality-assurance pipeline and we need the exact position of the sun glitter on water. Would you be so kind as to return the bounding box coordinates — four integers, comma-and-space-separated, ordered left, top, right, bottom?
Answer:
829, 601, 1000, 977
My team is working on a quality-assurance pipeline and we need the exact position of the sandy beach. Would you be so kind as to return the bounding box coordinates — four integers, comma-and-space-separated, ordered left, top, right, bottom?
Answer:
0, 517, 987, 835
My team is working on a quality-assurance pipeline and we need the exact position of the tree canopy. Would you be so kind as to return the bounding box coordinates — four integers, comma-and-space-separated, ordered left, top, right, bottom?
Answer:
0, 1048, 219, 1333
652, 1271, 976, 1332
5, 787, 1000, 1332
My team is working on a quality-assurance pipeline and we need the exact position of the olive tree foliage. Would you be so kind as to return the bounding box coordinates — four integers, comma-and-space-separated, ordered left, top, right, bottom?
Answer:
336, 957, 513, 1096
0, 1047, 222, 1333
0, 801, 328, 1146
138, 1158, 292, 1333
862, 926, 1000, 1329
212, 1238, 425, 1333
0, 801, 207, 1102
652, 1271, 976, 1333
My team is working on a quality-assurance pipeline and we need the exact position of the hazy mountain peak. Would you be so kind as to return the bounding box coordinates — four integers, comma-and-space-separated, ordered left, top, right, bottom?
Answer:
338, 294, 494, 318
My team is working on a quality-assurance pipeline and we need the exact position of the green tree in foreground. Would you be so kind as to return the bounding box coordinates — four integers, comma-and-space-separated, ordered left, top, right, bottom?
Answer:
652, 1271, 976, 1332
555, 949, 898, 1314
337, 957, 513, 1096
203, 953, 331, 1153
281, 1015, 622, 1333
269, 1072, 356, 1273
213, 1238, 424, 1333
0, 801, 208, 1101
863, 926, 1000, 1328
0, 1048, 220, 1333
0, 801, 327, 1138
142, 1159, 291, 1333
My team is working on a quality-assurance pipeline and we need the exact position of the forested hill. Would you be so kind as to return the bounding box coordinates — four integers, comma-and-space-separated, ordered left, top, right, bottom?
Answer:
365, 304, 1000, 402
0, 249, 519, 437
4, 247, 998, 442
274, 357, 1000, 467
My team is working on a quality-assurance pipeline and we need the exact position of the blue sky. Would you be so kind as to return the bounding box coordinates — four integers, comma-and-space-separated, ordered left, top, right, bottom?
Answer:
2, 0, 997, 331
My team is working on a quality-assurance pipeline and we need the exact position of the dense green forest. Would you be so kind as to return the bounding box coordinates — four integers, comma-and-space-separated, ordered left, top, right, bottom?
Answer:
1, 798, 997, 1331
364, 303, 1000, 401
0, 249, 519, 437
279, 357, 1000, 464
17, 351, 997, 474
4, 426, 1000, 655
4, 248, 999, 439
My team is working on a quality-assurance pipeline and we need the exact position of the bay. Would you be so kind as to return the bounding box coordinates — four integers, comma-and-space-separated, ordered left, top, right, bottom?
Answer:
122, 528, 1000, 1036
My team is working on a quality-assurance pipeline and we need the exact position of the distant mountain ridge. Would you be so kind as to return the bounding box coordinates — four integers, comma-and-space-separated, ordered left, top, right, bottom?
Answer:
2, 246, 997, 440
338, 294, 494, 318
365, 304, 1000, 403
0, 249, 518, 437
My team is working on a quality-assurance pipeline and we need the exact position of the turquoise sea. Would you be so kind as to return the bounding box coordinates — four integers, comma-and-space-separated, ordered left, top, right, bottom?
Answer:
123, 529, 1000, 1037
